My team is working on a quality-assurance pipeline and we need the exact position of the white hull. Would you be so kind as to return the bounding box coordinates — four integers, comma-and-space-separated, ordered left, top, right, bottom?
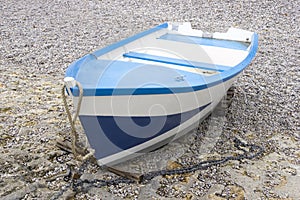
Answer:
77, 76, 236, 166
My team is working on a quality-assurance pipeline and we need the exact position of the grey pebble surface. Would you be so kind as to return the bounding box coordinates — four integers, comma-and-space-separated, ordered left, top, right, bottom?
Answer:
0, 0, 299, 199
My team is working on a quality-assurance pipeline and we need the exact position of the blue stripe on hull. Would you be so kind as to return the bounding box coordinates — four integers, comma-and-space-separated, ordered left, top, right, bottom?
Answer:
79, 103, 210, 160
159, 33, 250, 50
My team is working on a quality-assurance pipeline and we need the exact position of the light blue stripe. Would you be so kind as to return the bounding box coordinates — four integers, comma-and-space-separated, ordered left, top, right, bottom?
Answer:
123, 51, 230, 72
92, 23, 168, 57
159, 33, 250, 50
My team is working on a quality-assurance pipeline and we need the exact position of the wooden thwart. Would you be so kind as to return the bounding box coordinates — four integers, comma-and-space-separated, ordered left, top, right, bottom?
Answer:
106, 166, 143, 183
56, 139, 88, 156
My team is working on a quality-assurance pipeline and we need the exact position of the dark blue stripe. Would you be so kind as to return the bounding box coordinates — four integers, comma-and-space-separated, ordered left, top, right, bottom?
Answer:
159, 33, 250, 51
80, 103, 210, 159
123, 52, 230, 72
71, 86, 203, 96
92, 23, 168, 57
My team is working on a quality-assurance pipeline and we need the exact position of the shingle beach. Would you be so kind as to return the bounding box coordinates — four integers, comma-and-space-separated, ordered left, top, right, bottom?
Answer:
0, 0, 299, 199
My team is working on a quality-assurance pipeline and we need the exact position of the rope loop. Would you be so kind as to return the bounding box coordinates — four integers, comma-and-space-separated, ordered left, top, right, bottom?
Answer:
62, 81, 86, 161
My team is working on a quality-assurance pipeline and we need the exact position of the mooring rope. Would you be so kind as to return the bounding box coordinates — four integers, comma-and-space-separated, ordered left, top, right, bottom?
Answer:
61, 81, 84, 160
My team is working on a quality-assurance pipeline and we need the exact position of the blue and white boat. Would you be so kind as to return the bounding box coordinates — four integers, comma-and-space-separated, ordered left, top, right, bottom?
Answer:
64, 22, 258, 166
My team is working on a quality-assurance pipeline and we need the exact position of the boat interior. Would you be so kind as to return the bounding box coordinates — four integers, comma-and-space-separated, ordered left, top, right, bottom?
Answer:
95, 22, 253, 77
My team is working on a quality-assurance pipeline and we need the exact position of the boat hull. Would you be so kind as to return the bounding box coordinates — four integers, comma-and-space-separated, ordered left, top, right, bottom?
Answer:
76, 76, 236, 166
64, 22, 258, 166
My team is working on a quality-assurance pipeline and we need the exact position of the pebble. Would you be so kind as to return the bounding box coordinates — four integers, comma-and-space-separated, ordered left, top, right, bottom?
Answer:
0, 0, 299, 199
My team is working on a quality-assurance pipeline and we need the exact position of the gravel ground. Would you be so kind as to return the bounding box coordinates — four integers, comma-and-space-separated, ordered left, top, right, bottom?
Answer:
0, 0, 299, 199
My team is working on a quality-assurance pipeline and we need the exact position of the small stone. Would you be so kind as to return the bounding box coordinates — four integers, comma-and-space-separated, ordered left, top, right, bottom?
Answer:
0, 107, 12, 113
208, 193, 226, 200
185, 193, 193, 200
72, 172, 81, 180
166, 160, 183, 170
224, 185, 245, 200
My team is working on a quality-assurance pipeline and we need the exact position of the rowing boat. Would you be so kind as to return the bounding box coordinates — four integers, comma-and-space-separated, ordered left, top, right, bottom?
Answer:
64, 22, 258, 166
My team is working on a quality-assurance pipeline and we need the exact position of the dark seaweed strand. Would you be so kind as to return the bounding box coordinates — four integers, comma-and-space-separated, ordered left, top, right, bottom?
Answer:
51, 137, 264, 199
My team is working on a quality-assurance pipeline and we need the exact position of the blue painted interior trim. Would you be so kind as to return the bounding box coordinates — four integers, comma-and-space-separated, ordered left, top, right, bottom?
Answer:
92, 23, 168, 57
66, 22, 258, 97
159, 33, 250, 51
80, 102, 211, 158
65, 54, 97, 78
123, 51, 230, 72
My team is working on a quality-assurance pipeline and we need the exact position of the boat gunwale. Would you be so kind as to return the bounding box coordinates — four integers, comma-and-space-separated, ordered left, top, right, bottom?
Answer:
66, 23, 258, 96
